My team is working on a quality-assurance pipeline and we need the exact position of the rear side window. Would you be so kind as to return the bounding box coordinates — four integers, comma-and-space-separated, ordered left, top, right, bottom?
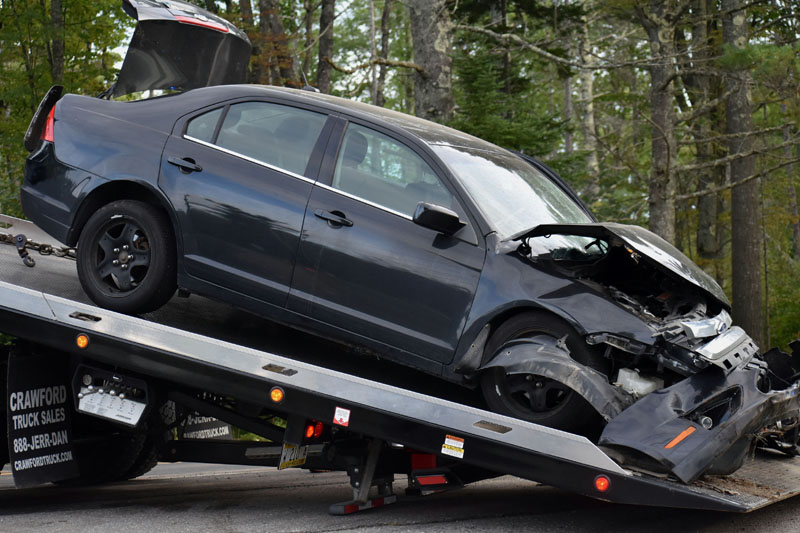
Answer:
211, 102, 327, 176
185, 107, 223, 143
331, 123, 453, 217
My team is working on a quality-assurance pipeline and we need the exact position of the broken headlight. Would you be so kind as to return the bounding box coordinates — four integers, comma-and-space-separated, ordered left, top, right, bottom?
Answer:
693, 326, 758, 371
680, 309, 732, 340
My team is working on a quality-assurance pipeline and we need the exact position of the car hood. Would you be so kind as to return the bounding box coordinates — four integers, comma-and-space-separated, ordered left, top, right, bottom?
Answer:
511, 222, 730, 307
114, 0, 251, 97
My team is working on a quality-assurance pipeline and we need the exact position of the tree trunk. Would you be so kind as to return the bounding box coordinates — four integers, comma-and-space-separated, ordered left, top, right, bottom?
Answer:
369, 0, 378, 103
302, 0, 314, 79
682, 0, 724, 262
50, 0, 64, 84
238, 0, 261, 83
258, 0, 299, 87
407, 0, 454, 122
784, 106, 800, 259
578, 16, 599, 200
317, 0, 335, 94
722, 0, 764, 348
240, 0, 253, 25
636, 2, 680, 244
564, 75, 573, 153
375, 0, 392, 107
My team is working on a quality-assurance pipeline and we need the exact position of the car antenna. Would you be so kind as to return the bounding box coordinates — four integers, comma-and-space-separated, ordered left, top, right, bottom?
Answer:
296, 57, 320, 93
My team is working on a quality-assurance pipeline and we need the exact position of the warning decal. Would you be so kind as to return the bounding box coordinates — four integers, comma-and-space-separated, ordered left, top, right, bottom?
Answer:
333, 406, 350, 427
441, 434, 465, 459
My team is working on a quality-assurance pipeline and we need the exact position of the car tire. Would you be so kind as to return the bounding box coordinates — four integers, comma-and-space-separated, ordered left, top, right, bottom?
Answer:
480, 311, 608, 434
77, 200, 176, 314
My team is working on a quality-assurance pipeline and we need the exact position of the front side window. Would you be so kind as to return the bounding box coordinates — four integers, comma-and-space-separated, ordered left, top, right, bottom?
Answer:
331, 123, 453, 217
187, 101, 327, 176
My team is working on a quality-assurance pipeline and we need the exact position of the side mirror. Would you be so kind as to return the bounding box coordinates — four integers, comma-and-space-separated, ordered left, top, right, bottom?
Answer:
413, 202, 466, 235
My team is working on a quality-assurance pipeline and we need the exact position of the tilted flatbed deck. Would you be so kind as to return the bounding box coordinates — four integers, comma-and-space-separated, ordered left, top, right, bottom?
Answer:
3, 214, 800, 513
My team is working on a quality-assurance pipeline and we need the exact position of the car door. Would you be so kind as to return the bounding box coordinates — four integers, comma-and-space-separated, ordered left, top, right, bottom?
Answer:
288, 120, 486, 364
159, 100, 331, 307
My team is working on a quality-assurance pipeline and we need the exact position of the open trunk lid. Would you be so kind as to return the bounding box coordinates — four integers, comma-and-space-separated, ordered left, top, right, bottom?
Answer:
114, 0, 251, 97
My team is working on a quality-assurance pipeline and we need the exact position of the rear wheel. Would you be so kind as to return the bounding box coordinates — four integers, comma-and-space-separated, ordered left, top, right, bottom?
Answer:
77, 200, 176, 314
480, 311, 608, 434
57, 419, 147, 486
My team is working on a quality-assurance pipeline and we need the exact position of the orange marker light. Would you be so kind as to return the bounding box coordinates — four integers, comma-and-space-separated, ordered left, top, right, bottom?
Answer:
594, 475, 610, 492
76, 334, 90, 349
665, 426, 696, 449
305, 424, 315, 439
269, 387, 284, 403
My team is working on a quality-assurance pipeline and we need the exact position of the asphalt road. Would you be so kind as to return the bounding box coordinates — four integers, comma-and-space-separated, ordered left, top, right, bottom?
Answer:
0, 462, 800, 532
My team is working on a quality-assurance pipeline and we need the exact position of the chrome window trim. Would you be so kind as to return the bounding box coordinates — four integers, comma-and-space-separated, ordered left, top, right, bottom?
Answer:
183, 135, 315, 184
315, 182, 414, 220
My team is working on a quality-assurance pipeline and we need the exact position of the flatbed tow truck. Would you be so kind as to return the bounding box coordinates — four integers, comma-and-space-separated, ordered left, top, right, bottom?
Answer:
2, 212, 800, 515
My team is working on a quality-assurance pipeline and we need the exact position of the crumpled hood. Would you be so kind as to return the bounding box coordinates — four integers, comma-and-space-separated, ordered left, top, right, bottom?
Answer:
512, 222, 730, 307
114, 0, 251, 97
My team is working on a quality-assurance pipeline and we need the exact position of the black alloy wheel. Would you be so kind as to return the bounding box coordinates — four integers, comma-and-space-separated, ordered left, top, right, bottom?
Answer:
480, 311, 608, 434
77, 200, 176, 314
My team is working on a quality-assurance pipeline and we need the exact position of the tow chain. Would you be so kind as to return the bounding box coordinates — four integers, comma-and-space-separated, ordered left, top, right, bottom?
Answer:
1, 232, 76, 267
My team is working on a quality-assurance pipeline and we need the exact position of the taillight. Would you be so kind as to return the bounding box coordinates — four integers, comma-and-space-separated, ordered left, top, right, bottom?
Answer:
174, 15, 229, 33
41, 105, 56, 143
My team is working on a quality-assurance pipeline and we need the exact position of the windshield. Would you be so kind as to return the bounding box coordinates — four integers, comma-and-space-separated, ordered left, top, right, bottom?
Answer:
431, 145, 592, 240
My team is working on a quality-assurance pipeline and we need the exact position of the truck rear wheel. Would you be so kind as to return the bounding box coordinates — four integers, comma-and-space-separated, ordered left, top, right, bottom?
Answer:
57, 416, 147, 486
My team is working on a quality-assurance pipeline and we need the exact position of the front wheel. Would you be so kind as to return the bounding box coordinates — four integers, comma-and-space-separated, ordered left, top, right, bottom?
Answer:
480, 311, 608, 434
77, 200, 176, 314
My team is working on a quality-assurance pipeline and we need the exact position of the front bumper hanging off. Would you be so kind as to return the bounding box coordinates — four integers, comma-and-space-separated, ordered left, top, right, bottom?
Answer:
484, 334, 800, 483
600, 359, 800, 483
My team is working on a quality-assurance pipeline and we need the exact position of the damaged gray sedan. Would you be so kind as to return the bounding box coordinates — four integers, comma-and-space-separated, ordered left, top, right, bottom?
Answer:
21, 0, 800, 487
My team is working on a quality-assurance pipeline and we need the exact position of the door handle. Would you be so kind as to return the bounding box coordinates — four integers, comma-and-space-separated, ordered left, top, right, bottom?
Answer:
314, 209, 353, 227
168, 156, 203, 173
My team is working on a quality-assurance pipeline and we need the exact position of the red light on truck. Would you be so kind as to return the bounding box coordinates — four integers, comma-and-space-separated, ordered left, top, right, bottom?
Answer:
594, 475, 610, 492
314, 421, 323, 438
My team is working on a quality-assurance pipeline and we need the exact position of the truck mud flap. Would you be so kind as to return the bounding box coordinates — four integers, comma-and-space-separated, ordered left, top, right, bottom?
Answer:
6, 347, 78, 487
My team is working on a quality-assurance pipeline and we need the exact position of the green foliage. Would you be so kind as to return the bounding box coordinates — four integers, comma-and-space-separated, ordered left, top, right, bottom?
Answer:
0, 0, 130, 217
450, 47, 567, 157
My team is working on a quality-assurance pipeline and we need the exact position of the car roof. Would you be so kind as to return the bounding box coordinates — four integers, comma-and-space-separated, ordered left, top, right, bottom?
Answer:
187, 84, 502, 152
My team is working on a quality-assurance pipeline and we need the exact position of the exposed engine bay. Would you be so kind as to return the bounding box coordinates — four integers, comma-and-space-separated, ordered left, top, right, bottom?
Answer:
503, 222, 800, 483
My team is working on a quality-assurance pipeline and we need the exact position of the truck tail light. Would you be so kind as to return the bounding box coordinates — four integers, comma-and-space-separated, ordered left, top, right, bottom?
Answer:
594, 475, 610, 492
